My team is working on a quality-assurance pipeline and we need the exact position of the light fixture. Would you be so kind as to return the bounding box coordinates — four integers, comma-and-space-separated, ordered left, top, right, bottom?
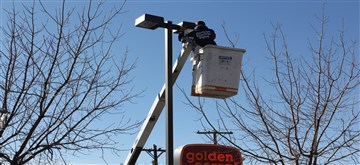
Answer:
135, 14, 165, 30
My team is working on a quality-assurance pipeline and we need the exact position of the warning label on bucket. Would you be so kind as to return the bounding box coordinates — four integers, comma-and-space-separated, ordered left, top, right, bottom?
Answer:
219, 55, 232, 65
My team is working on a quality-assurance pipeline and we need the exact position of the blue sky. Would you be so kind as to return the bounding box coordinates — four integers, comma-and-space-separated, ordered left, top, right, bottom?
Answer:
1, 0, 359, 164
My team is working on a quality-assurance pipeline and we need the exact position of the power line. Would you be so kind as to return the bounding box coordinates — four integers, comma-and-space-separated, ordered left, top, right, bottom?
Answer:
197, 130, 233, 144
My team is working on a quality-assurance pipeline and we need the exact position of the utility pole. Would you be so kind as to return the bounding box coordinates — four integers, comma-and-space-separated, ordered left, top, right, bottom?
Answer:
142, 144, 166, 165
197, 130, 233, 144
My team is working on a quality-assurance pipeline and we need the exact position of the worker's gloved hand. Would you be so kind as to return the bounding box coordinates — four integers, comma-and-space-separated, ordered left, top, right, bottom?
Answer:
181, 38, 187, 43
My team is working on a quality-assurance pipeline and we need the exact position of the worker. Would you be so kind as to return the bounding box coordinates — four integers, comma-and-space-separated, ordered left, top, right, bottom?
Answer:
178, 21, 217, 96
178, 20, 217, 47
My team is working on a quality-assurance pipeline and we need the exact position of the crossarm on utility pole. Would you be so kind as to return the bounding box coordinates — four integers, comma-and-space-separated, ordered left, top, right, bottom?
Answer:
124, 43, 193, 165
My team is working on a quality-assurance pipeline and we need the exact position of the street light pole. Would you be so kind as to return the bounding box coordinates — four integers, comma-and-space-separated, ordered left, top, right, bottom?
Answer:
165, 21, 174, 164
129, 14, 196, 165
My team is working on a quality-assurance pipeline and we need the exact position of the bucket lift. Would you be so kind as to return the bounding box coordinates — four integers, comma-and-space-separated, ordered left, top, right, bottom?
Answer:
191, 45, 246, 98
124, 40, 246, 165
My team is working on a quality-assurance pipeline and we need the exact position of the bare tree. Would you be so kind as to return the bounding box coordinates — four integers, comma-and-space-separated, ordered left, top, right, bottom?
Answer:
0, 1, 141, 164
182, 7, 359, 165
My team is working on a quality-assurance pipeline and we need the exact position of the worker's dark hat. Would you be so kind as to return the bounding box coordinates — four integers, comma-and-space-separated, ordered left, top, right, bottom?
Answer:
196, 21, 206, 26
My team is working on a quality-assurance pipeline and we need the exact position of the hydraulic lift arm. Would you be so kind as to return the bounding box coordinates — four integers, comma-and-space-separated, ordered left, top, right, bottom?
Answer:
124, 43, 193, 165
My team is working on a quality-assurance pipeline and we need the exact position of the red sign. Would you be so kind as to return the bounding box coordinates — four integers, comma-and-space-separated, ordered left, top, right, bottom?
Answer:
174, 144, 243, 165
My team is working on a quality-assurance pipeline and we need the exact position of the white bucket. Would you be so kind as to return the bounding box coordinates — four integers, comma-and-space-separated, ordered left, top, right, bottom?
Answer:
192, 45, 246, 99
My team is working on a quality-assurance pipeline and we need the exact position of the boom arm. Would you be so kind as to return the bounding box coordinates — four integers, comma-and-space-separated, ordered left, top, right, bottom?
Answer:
124, 43, 193, 164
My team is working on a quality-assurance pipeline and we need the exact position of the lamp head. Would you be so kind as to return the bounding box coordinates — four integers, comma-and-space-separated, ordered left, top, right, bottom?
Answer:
135, 14, 165, 30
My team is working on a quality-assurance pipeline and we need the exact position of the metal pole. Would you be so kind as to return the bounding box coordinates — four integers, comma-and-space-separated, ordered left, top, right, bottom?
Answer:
165, 21, 174, 165
153, 144, 158, 165
213, 132, 217, 145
